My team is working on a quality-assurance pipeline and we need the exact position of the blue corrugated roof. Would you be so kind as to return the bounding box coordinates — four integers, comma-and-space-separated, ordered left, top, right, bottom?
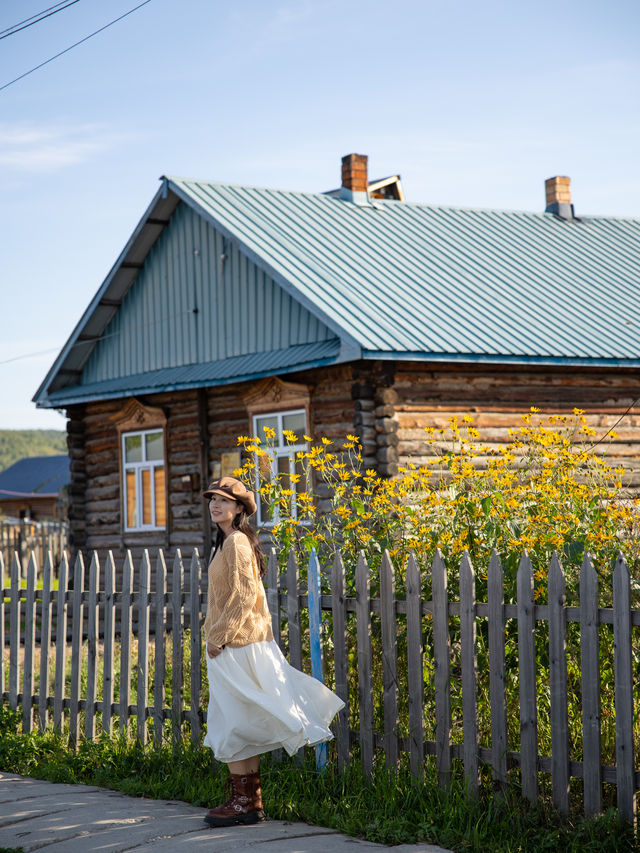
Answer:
169, 178, 640, 361
45, 340, 342, 406
0, 456, 70, 496
34, 175, 640, 408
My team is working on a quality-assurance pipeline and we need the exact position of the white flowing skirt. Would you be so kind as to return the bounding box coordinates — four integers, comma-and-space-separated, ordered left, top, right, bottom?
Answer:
204, 640, 345, 763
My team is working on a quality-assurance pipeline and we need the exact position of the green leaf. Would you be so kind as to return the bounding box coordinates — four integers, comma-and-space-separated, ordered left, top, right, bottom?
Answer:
481, 496, 492, 516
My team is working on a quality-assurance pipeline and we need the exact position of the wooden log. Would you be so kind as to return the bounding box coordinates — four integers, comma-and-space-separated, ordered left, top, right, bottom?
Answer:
38, 551, 54, 729
171, 550, 184, 742
120, 551, 134, 736
406, 552, 424, 778
548, 553, 569, 814
331, 551, 350, 772
189, 549, 202, 743
460, 551, 478, 796
154, 550, 167, 745
517, 552, 538, 805
580, 553, 601, 817
102, 552, 116, 736
84, 553, 100, 740
286, 550, 302, 672
356, 551, 374, 778
613, 553, 636, 825
54, 554, 69, 732
488, 551, 507, 794
137, 550, 151, 744
22, 553, 37, 733
9, 553, 21, 711
380, 550, 398, 768
69, 552, 85, 747
432, 550, 451, 788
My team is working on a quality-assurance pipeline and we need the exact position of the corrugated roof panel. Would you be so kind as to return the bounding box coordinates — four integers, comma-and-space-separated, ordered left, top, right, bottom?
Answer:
170, 179, 640, 361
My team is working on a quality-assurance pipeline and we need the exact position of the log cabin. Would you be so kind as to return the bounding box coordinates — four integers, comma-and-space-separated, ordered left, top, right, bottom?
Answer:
34, 154, 640, 563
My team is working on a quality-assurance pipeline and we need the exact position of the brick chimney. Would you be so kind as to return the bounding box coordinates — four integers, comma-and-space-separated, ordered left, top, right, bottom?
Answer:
340, 153, 369, 203
545, 176, 575, 220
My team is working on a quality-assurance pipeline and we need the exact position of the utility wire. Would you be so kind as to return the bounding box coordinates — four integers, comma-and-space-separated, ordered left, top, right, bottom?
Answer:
0, 0, 83, 41
0, 0, 153, 93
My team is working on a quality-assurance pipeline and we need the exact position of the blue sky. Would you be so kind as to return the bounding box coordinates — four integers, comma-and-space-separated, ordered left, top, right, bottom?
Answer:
1, 0, 639, 429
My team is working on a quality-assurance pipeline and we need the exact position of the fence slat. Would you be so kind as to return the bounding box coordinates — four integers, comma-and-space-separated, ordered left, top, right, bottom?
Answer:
308, 548, 327, 771
580, 552, 601, 818
120, 551, 134, 736
171, 550, 184, 743
53, 554, 69, 731
22, 553, 37, 733
432, 549, 451, 788
85, 553, 100, 740
69, 552, 85, 747
380, 550, 398, 768
356, 551, 374, 778
331, 551, 350, 772
38, 552, 54, 732
102, 552, 116, 737
9, 553, 21, 711
406, 551, 424, 778
0, 553, 5, 699
286, 550, 302, 672
613, 553, 636, 824
460, 551, 479, 796
488, 550, 507, 793
517, 551, 538, 805
154, 550, 167, 745
137, 550, 151, 744
189, 549, 201, 744
266, 548, 280, 647
548, 553, 569, 814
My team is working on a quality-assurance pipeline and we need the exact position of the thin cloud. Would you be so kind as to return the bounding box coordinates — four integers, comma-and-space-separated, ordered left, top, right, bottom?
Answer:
0, 122, 127, 171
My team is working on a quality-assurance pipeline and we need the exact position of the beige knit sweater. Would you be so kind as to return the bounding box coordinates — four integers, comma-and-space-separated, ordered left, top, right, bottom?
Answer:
204, 530, 274, 648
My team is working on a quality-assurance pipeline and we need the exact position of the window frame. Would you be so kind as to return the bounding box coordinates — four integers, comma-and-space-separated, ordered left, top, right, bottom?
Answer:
121, 428, 167, 532
252, 408, 308, 527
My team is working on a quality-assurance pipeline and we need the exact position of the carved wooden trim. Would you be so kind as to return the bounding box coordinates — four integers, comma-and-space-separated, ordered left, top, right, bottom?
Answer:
242, 377, 311, 416
110, 398, 167, 434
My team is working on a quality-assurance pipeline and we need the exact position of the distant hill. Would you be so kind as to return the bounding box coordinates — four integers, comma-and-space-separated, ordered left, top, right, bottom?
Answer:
0, 430, 67, 473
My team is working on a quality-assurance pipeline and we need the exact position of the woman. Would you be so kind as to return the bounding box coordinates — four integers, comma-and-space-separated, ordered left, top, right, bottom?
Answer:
202, 476, 344, 827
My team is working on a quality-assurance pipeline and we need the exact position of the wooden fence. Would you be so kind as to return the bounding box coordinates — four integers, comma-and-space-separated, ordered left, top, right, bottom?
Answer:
0, 520, 68, 574
1, 546, 638, 824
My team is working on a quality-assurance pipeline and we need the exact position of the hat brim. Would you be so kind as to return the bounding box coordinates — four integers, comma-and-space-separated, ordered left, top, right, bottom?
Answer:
203, 488, 257, 517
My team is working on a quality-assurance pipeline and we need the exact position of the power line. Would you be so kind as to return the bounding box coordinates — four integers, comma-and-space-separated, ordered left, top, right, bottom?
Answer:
0, 0, 154, 93
0, 1, 83, 41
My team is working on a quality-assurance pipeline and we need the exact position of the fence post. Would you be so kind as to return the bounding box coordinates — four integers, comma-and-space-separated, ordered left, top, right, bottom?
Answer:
286, 550, 302, 672
38, 552, 54, 732
120, 551, 134, 736
517, 551, 538, 805
460, 551, 479, 797
308, 548, 327, 771
266, 548, 280, 647
137, 550, 151, 744
432, 549, 451, 788
548, 552, 569, 814
22, 553, 38, 733
9, 553, 21, 711
580, 552, 601, 817
356, 551, 374, 778
331, 551, 350, 772
69, 551, 85, 747
171, 550, 184, 743
488, 551, 507, 795
154, 550, 167, 745
613, 553, 636, 825
380, 550, 398, 769
53, 554, 69, 732
189, 549, 202, 744
0, 553, 5, 701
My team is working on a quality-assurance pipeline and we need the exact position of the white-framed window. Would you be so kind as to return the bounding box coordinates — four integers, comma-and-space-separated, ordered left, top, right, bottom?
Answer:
122, 429, 166, 531
252, 409, 308, 526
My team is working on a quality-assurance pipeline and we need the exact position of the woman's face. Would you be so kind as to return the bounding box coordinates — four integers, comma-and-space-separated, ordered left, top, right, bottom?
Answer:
209, 494, 240, 533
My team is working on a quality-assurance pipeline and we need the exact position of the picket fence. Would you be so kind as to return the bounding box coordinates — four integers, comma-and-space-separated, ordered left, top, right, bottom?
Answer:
0, 520, 68, 573
1, 546, 638, 824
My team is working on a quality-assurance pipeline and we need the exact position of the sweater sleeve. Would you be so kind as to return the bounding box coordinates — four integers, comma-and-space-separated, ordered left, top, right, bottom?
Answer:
205, 534, 257, 647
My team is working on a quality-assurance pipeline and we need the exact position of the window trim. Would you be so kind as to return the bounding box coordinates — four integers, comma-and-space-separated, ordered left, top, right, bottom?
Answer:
121, 428, 167, 532
252, 408, 308, 527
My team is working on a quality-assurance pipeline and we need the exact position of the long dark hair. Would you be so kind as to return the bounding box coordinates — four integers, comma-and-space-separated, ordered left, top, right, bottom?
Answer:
212, 505, 266, 579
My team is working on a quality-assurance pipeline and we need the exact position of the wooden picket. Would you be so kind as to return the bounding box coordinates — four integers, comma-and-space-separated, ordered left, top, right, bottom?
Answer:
2, 544, 640, 825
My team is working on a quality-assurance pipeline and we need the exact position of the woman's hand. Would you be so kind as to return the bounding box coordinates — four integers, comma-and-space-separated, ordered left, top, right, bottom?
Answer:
207, 642, 223, 659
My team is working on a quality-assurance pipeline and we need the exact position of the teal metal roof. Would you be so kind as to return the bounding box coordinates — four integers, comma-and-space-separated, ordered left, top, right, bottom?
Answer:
169, 178, 640, 362
34, 175, 640, 409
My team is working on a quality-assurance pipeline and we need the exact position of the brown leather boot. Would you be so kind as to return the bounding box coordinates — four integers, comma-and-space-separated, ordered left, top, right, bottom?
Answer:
204, 772, 266, 827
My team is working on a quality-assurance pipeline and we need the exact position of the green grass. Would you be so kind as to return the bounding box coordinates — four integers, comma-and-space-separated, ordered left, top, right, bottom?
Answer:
0, 706, 636, 852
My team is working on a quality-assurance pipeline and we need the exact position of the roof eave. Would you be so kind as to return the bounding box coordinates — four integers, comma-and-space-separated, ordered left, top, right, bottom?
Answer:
362, 350, 640, 368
